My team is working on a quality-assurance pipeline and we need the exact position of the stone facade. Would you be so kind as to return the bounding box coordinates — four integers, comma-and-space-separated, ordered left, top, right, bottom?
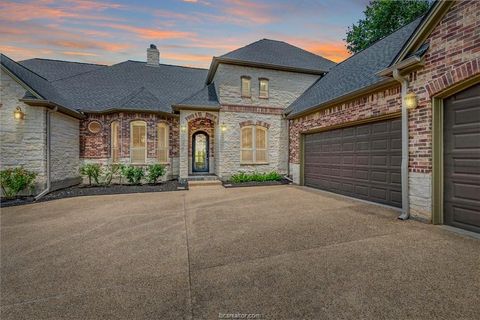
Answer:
0, 69, 47, 192
50, 112, 81, 189
80, 112, 180, 179
212, 63, 320, 108
288, 0, 480, 222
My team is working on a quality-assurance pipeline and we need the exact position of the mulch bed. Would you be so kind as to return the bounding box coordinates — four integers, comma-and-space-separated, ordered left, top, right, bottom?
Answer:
222, 178, 291, 188
0, 180, 188, 208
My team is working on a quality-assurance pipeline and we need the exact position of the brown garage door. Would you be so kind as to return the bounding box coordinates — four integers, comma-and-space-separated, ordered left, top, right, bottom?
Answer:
444, 83, 480, 233
304, 117, 402, 207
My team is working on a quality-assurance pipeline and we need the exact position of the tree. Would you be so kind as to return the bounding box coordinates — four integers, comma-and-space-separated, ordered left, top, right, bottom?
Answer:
345, 0, 431, 54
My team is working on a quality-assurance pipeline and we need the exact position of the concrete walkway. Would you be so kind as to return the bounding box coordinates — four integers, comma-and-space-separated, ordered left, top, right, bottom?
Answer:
1, 185, 479, 319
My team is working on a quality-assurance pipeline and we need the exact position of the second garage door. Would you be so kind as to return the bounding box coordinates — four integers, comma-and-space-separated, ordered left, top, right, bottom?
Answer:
304, 117, 402, 207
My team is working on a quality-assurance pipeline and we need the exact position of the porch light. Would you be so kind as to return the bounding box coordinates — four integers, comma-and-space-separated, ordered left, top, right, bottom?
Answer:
14, 107, 25, 120
405, 92, 418, 110
181, 125, 186, 132
220, 123, 227, 132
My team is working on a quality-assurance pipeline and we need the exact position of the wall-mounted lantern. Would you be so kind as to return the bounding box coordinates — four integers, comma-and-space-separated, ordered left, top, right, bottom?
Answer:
220, 123, 227, 132
14, 107, 25, 120
405, 92, 418, 110
181, 125, 187, 132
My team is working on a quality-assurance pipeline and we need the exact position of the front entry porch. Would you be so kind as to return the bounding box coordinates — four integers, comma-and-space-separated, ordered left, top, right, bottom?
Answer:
179, 110, 219, 179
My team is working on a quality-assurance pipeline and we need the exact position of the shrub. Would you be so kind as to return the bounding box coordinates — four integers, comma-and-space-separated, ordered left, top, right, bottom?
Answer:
102, 164, 122, 185
147, 164, 166, 184
230, 171, 282, 183
0, 167, 37, 198
80, 163, 102, 185
122, 165, 144, 184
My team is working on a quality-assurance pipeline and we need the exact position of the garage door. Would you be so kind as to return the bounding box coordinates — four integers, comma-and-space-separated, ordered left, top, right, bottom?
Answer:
444, 83, 480, 233
304, 117, 402, 207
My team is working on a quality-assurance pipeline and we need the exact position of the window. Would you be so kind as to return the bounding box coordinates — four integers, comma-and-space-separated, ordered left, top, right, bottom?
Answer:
157, 123, 169, 163
241, 126, 268, 164
111, 121, 119, 163
259, 78, 269, 98
241, 76, 251, 97
130, 121, 146, 164
88, 121, 102, 134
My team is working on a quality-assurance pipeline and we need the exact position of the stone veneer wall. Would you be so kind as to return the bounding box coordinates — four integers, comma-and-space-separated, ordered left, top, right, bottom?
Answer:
0, 69, 47, 193
212, 63, 320, 108
50, 112, 81, 190
288, 0, 480, 221
80, 112, 180, 178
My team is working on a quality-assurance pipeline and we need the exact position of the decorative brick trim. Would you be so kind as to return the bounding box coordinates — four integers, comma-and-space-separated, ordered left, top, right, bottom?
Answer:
239, 120, 271, 129
425, 57, 480, 97
221, 104, 284, 115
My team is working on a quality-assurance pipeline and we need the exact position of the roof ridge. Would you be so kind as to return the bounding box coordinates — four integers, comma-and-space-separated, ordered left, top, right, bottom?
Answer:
119, 86, 158, 108
20, 57, 106, 66
126, 60, 208, 70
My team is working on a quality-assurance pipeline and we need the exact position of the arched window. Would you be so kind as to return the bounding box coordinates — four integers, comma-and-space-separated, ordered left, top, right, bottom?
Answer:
111, 121, 119, 163
157, 123, 169, 163
130, 121, 147, 164
241, 125, 268, 164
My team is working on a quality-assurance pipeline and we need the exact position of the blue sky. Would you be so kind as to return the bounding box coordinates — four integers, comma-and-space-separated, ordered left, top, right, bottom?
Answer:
0, 0, 369, 67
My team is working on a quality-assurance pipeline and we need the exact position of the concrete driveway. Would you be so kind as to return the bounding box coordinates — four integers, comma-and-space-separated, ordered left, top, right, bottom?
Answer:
1, 185, 479, 319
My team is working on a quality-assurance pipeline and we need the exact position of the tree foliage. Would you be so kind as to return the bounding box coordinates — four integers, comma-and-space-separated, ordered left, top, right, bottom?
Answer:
345, 0, 431, 54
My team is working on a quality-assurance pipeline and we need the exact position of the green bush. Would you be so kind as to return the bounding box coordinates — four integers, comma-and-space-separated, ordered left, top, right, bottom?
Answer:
230, 171, 282, 183
102, 164, 122, 185
79, 163, 102, 185
147, 164, 166, 184
0, 167, 37, 198
122, 165, 144, 184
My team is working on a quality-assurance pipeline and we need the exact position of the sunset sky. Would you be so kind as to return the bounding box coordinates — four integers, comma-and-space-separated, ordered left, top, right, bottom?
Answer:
0, 0, 369, 68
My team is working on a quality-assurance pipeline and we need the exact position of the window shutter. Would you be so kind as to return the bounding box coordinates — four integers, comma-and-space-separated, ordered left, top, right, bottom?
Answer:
157, 124, 169, 163
241, 127, 253, 162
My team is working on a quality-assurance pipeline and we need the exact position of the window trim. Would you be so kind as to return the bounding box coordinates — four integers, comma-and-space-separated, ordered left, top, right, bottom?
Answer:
259, 78, 269, 99
240, 125, 269, 165
110, 121, 120, 163
130, 120, 147, 164
241, 76, 251, 98
157, 122, 169, 164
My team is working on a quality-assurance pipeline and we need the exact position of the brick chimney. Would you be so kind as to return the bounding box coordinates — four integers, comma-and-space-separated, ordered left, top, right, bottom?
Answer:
147, 44, 159, 66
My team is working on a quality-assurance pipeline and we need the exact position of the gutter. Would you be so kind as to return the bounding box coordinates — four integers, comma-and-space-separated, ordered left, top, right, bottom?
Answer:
35, 106, 58, 200
392, 69, 410, 220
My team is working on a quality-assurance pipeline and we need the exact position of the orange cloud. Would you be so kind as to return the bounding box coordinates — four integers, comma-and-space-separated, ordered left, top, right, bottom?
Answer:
97, 23, 194, 40
220, 0, 276, 25
285, 38, 351, 63
62, 51, 99, 57
161, 52, 212, 63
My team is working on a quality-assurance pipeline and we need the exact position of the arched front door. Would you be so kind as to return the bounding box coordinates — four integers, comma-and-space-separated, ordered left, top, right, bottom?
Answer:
192, 131, 209, 173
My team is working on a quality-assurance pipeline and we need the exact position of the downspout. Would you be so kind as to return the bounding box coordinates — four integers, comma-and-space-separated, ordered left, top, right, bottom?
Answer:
393, 69, 410, 220
286, 116, 290, 179
35, 106, 57, 200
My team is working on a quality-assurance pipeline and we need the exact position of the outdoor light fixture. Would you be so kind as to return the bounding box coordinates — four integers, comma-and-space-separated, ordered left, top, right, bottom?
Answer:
220, 123, 227, 132
14, 107, 25, 120
405, 92, 418, 110
181, 125, 186, 132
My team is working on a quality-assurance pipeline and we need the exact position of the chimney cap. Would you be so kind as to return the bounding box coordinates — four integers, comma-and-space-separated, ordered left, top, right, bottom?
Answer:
149, 44, 157, 49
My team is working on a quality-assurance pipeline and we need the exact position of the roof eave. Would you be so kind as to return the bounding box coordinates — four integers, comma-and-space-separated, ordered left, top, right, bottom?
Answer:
286, 78, 397, 119
20, 98, 85, 119
81, 108, 178, 116
0, 64, 44, 100
377, 56, 424, 77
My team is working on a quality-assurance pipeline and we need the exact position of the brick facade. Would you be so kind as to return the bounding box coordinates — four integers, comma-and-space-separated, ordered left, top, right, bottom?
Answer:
80, 112, 179, 161
187, 117, 215, 157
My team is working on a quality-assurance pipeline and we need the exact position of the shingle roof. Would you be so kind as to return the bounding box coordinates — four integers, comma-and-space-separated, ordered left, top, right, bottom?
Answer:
219, 39, 336, 72
174, 83, 219, 109
49, 60, 208, 113
19, 58, 105, 81
286, 17, 423, 117
0, 54, 71, 107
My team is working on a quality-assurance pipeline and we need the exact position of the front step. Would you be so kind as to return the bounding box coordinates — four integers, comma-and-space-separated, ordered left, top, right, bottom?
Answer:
187, 175, 222, 187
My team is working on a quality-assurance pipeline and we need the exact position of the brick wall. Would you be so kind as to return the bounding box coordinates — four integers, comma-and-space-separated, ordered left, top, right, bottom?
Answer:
188, 117, 215, 157
80, 112, 179, 161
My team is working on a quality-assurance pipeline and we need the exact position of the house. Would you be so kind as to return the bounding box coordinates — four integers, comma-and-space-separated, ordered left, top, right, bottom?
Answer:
0, 0, 478, 233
